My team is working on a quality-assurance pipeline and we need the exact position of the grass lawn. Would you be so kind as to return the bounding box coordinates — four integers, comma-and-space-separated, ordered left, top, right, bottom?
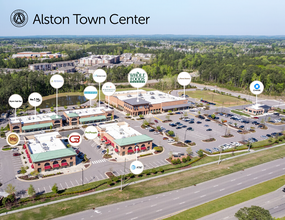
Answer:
3, 144, 285, 220
167, 175, 285, 220
182, 90, 250, 107
231, 110, 251, 117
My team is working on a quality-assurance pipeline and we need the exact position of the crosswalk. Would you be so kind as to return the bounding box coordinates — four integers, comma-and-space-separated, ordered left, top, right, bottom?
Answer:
91, 159, 107, 164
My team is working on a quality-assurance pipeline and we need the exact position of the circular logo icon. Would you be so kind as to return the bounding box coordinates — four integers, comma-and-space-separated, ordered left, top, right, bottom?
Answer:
177, 72, 191, 86
84, 126, 98, 140
102, 82, 116, 96
130, 161, 144, 175
9, 94, 23, 109
250, 81, 264, 95
84, 86, 98, 100
28, 92, 42, 107
6, 133, 20, 147
93, 69, 107, 83
68, 132, 82, 147
128, 68, 148, 88
50, 74, 64, 89
10, 9, 28, 28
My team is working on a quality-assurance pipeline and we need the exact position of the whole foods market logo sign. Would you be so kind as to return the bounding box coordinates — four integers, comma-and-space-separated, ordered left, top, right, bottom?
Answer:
128, 68, 148, 88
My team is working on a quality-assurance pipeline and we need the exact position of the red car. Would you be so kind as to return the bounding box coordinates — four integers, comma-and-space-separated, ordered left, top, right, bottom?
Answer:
253, 117, 259, 119
163, 137, 168, 140
13, 153, 21, 156
154, 120, 158, 123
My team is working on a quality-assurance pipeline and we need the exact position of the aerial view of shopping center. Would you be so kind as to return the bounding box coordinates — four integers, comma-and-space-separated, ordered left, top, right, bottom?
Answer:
1, 1, 285, 220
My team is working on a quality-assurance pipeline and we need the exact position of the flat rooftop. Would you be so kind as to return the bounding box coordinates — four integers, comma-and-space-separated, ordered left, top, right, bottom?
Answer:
28, 132, 66, 154
10, 112, 61, 124
64, 107, 112, 117
98, 122, 141, 140
114, 90, 185, 105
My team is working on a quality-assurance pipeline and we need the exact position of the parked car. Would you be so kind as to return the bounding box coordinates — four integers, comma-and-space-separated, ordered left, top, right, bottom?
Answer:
154, 131, 159, 135
185, 140, 191, 144
205, 119, 211, 122
253, 117, 259, 119
182, 125, 187, 128
204, 124, 209, 127
206, 128, 212, 131
213, 147, 220, 152
175, 112, 181, 114
163, 137, 169, 140
237, 130, 243, 133
197, 121, 202, 124
13, 153, 21, 156
76, 149, 80, 154
149, 129, 155, 132
154, 120, 159, 123
266, 134, 272, 137
176, 126, 182, 129
187, 127, 193, 130
205, 148, 212, 153
189, 121, 195, 124
92, 124, 98, 126
96, 145, 101, 149
17, 170, 21, 174
101, 150, 107, 154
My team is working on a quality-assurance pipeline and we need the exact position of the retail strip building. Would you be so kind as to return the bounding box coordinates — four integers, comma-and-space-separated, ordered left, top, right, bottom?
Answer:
23, 132, 76, 173
97, 122, 153, 156
63, 107, 114, 126
9, 113, 62, 133
106, 90, 190, 116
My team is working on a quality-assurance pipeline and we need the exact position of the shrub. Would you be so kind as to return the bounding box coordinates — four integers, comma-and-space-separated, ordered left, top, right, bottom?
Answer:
176, 159, 181, 164
186, 155, 191, 161
107, 180, 113, 186
171, 159, 176, 164
159, 167, 164, 173
145, 170, 150, 175
52, 183, 58, 194
151, 168, 157, 174
182, 157, 187, 163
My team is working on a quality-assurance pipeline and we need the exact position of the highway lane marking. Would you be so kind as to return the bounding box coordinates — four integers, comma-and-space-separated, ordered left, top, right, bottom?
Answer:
156, 209, 163, 212
126, 212, 133, 215
151, 204, 157, 207
237, 183, 242, 185
179, 202, 185, 204
173, 197, 179, 200
75, 179, 79, 185
262, 169, 266, 171
200, 195, 206, 198
213, 185, 218, 187
194, 191, 200, 193
231, 179, 235, 181
220, 189, 225, 191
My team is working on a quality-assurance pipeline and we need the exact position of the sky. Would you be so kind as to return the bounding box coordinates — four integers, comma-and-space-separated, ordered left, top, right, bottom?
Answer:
0, 0, 285, 36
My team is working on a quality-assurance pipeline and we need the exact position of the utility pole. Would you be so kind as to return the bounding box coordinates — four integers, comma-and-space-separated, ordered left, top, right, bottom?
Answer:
121, 158, 126, 191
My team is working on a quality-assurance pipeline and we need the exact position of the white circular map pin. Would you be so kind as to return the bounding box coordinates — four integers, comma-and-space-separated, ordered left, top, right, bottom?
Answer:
50, 74, 64, 89
177, 72, 191, 86
93, 69, 107, 83
84, 126, 98, 140
84, 86, 98, 100
9, 94, 23, 109
250, 81, 264, 95
68, 132, 82, 147
130, 161, 144, 175
6, 133, 20, 147
28, 92, 42, 107
128, 68, 148, 88
102, 82, 116, 96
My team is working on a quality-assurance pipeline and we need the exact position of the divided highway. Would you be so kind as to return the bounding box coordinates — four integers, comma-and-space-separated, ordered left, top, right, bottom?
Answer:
55, 158, 285, 220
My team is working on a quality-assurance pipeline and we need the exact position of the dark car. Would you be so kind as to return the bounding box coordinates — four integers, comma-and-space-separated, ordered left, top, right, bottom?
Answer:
187, 127, 193, 130
163, 137, 168, 140
185, 140, 191, 144
149, 129, 155, 132
197, 121, 202, 124
206, 128, 212, 131
17, 170, 21, 174
189, 121, 194, 124
92, 123, 98, 126
274, 113, 280, 116
237, 130, 243, 133
239, 125, 245, 129
76, 149, 80, 154
271, 132, 277, 136
171, 124, 177, 127
278, 133, 283, 136
101, 150, 106, 154
154, 120, 159, 123
175, 122, 181, 125
175, 112, 181, 114
176, 126, 182, 129
96, 145, 101, 149
182, 125, 187, 128
165, 130, 170, 133
198, 115, 205, 119
205, 119, 211, 122
13, 153, 21, 156
99, 123, 104, 125
266, 134, 272, 137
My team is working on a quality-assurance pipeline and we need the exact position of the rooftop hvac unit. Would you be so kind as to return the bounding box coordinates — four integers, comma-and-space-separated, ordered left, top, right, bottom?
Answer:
50, 137, 53, 142
127, 94, 132, 97
151, 96, 155, 99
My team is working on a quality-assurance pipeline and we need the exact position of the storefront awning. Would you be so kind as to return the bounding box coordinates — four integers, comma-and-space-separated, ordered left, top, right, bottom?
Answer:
135, 148, 140, 151
22, 122, 53, 131
162, 103, 190, 110
141, 147, 146, 150
115, 148, 118, 152
31, 164, 34, 169
61, 162, 68, 166
128, 150, 134, 153
53, 164, 60, 168
79, 115, 106, 123
28, 158, 32, 163
45, 165, 51, 170
105, 141, 111, 145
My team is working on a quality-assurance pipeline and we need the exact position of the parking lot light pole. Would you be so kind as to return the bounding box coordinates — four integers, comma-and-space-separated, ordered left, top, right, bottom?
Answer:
82, 168, 84, 185
218, 149, 222, 164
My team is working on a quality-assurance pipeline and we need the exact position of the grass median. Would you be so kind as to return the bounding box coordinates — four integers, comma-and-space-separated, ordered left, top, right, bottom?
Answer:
3, 144, 285, 220
166, 175, 285, 220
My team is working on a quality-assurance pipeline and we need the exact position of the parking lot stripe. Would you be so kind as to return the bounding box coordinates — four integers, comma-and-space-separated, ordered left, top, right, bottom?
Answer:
85, 177, 89, 182
152, 162, 159, 167
94, 176, 98, 181
43, 187, 46, 192
75, 179, 79, 185
99, 173, 105, 179
37, 188, 40, 193
49, 185, 51, 190
70, 181, 74, 187
65, 182, 69, 188
60, 183, 64, 189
